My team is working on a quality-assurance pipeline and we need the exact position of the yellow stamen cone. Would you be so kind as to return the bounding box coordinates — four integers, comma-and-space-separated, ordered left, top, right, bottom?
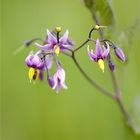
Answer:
28, 67, 35, 82
35, 69, 40, 81
54, 45, 60, 55
97, 59, 104, 72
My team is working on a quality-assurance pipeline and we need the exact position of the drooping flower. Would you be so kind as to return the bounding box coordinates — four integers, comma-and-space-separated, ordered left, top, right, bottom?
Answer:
25, 52, 45, 82
52, 66, 67, 93
87, 39, 110, 72
35, 29, 74, 55
114, 47, 125, 62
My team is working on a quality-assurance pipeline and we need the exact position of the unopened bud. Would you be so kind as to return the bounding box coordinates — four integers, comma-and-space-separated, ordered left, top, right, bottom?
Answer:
95, 25, 107, 30
114, 47, 125, 62
108, 59, 115, 72
55, 27, 61, 32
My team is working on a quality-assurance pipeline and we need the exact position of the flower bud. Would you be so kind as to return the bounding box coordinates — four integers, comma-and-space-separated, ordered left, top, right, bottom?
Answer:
55, 27, 61, 32
95, 25, 107, 30
108, 59, 115, 72
114, 47, 125, 62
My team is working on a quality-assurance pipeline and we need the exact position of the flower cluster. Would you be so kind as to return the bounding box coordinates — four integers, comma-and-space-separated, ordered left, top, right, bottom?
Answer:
87, 38, 125, 72
25, 27, 74, 93
24, 25, 126, 93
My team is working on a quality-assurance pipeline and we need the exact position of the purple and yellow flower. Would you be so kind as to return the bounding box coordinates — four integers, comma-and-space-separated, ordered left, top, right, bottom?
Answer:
25, 52, 45, 82
52, 66, 67, 93
87, 39, 110, 72
35, 29, 74, 55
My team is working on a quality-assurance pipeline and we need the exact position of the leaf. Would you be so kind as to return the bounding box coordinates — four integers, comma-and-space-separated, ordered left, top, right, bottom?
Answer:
83, 0, 115, 26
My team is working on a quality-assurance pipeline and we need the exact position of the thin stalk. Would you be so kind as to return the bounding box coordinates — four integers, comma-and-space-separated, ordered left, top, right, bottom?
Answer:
74, 39, 89, 52
72, 54, 115, 99
92, 13, 136, 132
111, 71, 136, 130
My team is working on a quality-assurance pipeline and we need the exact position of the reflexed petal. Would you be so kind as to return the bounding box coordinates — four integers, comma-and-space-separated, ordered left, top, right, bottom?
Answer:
45, 55, 53, 69
52, 66, 67, 93
56, 82, 62, 93
37, 62, 44, 69
25, 54, 33, 67
61, 44, 72, 51
96, 39, 102, 57
61, 82, 68, 89
57, 66, 66, 83
35, 43, 52, 50
87, 46, 97, 61
59, 30, 69, 44
48, 76, 55, 88
67, 38, 75, 46
102, 43, 110, 59
47, 29, 57, 44
52, 74, 58, 90
32, 55, 41, 66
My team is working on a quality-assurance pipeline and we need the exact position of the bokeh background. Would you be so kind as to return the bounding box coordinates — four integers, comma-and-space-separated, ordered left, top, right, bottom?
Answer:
1, 0, 140, 140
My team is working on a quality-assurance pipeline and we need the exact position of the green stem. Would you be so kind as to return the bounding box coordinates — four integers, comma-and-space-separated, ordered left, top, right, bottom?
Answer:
72, 53, 115, 99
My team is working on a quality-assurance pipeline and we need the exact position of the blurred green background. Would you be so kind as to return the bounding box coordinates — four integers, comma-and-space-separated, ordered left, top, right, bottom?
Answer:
1, 0, 140, 140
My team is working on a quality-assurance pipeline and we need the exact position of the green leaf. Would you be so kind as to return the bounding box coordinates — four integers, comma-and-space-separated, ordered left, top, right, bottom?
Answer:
83, 0, 115, 26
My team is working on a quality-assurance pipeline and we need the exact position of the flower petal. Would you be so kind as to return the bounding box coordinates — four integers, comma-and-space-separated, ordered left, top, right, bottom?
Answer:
47, 29, 57, 44
61, 82, 68, 89
35, 43, 52, 50
52, 75, 57, 90
59, 30, 69, 44
60, 44, 72, 51
95, 39, 102, 57
25, 53, 33, 67
56, 82, 62, 93
32, 55, 41, 66
87, 46, 97, 61
67, 38, 75, 46
48, 76, 55, 88
45, 55, 53, 69
57, 67, 66, 83
102, 43, 110, 59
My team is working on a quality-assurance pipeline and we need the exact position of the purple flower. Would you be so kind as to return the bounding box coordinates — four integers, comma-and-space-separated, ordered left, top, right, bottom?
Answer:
35, 29, 74, 55
114, 47, 125, 62
25, 52, 45, 82
87, 39, 110, 72
25, 52, 44, 69
52, 66, 67, 93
